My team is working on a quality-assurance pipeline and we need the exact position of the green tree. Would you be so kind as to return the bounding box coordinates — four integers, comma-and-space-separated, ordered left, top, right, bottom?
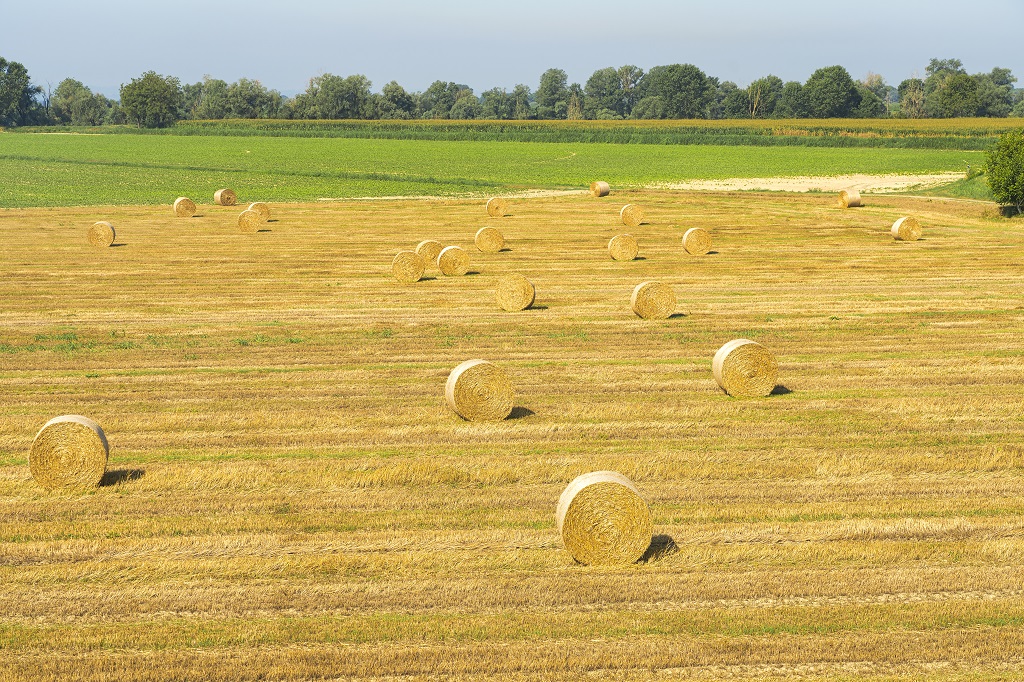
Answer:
449, 88, 481, 119
974, 68, 1016, 117
511, 84, 533, 119
584, 67, 623, 118
535, 68, 568, 119
418, 80, 460, 119
566, 83, 585, 120
617, 65, 644, 117
225, 79, 282, 118
929, 73, 980, 117
120, 71, 183, 128
716, 81, 749, 119
852, 85, 886, 118
51, 78, 109, 125
986, 129, 1024, 214
897, 78, 926, 118
631, 95, 666, 119
641, 64, 713, 118
0, 57, 42, 126
747, 75, 783, 118
377, 81, 416, 119
803, 65, 859, 117
774, 81, 807, 118
182, 77, 228, 119
293, 74, 373, 119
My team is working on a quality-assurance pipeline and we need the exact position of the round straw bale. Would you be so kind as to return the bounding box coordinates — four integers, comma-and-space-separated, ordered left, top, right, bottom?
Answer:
495, 273, 536, 311
247, 202, 270, 222
713, 339, 779, 398
29, 415, 109, 490
437, 245, 470, 276
891, 216, 922, 241
237, 209, 262, 233
682, 227, 712, 255
173, 197, 197, 218
214, 188, 237, 206
837, 189, 862, 208
608, 234, 639, 261
475, 226, 505, 253
620, 204, 645, 227
88, 221, 115, 248
416, 239, 444, 264
590, 181, 611, 197
556, 471, 652, 566
631, 281, 675, 319
486, 197, 509, 218
445, 359, 514, 422
392, 250, 425, 284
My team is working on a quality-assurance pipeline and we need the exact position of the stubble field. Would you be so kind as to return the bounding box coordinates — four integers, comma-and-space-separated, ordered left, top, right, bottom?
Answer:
1, 188, 1023, 680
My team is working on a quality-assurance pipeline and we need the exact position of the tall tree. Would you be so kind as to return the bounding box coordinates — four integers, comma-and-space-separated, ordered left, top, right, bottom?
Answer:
535, 68, 568, 119
897, 78, 926, 118
0, 57, 42, 126
584, 67, 623, 118
120, 71, 183, 128
511, 84, 533, 119
617, 65, 644, 117
803, 65, 859, 118
774, 81, 808, 118
377, 81, 416, 119
641, 64, 714, 118
293, 74, 373, 119
418, 80, 461, 119
747, 75, 783, 118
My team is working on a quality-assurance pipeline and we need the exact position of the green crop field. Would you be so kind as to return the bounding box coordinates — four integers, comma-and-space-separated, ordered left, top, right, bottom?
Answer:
0, 130, 984, 207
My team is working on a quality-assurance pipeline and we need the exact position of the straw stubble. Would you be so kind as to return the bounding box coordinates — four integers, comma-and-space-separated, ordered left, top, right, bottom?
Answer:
555, 471, 652, 566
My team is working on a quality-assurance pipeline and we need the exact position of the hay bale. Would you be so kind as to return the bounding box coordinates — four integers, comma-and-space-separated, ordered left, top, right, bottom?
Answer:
173, 197, 197, 218
416, 239, 444, 264
237, 209, 262, 233
631, 281, 675, 319
486, 197, 509, 218
590, 181, 611, 197
29, 415, 109, 490
88, 221, 115, 248
837, 189, 862, 208
495, 273, 536, 311
475, 226, 505, 253
445, 359, 514, 422
713, 339, 779, 398
214, 189, 237, 206
437, 245, 470, 276
247, 202, 270, 222
555, 471, 652, 566
682, 227, 712, 255
891, 216, 922, 241
608, 234, 639, 261
392, 250, 425, 284
620, 204, 645, 227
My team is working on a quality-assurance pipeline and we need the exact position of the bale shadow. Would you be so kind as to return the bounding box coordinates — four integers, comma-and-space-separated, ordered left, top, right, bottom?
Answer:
706, 250, 719, 255
257, 229, 272, 233
267, 219, 279, 223
507, 406, 535, 420
668, 313, 687, 319
420, 276, 438, 281
109, 243, 127, 248
100, 469, 145, 486
464, 271, 481, 276
633, 256, 647, 261
499, 248, 513, 252
771, 385, 793, 395
640, 534, 678, 563
529, 305, 549, 310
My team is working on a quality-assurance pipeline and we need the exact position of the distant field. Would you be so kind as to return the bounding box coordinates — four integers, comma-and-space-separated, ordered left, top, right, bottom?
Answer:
0, 131, 983, 207
19, 117, 1024, 149
1, 191, 1023, 679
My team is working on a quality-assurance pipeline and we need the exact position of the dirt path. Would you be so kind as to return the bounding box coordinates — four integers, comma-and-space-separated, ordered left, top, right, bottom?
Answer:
654, 172, 965, 193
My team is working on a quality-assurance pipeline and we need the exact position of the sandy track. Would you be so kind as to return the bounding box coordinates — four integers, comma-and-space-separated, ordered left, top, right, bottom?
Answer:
655, 172, 965, 193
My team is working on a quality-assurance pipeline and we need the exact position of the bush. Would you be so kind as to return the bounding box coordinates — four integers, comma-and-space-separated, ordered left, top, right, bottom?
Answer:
986, 129, 1024, 214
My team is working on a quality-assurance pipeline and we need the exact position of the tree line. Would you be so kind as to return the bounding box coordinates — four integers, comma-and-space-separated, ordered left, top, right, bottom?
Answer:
1, 56, 1022, 128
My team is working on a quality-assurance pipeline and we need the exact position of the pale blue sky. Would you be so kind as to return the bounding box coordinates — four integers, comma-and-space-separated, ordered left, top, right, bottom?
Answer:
7, 0, 1024, 97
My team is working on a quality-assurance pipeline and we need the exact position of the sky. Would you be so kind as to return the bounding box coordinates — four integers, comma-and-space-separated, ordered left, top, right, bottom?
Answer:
6, 0, 1024, 98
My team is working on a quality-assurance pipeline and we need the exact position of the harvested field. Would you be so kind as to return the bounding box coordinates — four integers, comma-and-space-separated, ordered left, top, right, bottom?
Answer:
1, 190, 1023, 680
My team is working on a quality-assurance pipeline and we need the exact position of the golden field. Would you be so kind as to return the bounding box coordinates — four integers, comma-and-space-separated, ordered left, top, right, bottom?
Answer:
1, 190, 1023, 680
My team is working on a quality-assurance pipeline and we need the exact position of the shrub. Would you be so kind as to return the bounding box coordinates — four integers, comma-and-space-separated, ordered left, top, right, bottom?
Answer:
986, 129, 1024, 214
